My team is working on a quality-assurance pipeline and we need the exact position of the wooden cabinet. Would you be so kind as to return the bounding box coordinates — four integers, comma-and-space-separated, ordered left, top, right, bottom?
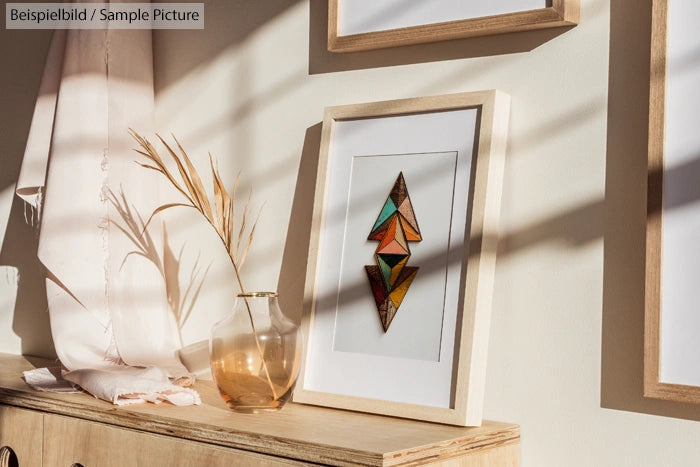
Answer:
0, 353, 519, 466
42, 414, 302, 466
0, 406, 42, 467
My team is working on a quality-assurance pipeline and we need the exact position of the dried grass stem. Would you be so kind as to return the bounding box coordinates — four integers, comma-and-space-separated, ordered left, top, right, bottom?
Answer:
130, 129, 277, 399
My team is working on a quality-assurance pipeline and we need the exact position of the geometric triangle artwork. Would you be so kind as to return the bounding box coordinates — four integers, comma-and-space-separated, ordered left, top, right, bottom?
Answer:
364, 172, 422, 332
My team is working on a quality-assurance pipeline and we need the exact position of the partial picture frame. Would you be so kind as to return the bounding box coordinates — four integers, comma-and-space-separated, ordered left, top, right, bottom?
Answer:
293, 91, 510, 426
645, 0, 700, 403
328, 0, 580, 53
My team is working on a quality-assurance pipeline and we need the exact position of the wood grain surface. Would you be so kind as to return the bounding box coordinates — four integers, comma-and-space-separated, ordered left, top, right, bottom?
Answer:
0, 405, 43, 467
0, 353, 519, 466
641, 0, 700, 405
328, 0, 580, 53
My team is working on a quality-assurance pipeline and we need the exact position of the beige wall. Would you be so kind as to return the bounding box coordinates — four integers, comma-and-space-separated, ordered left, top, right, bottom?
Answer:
150, 0, 700, 464
4, 0, 700, 464
0, 20, 53, 357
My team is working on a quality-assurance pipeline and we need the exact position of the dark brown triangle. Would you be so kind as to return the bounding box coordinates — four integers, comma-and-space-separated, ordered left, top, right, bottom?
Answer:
365, 265, 388, 308
378, 298, 398, 332
389, 172, 408, 207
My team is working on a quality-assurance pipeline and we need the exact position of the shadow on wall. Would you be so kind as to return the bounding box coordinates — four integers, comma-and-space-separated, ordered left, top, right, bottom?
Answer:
307, 0, 576, 75
277, 123, 321, 324
601, 0, 700, 421
0, 27, 55, 358
0, 0, 304, 359
9, 2, 696, 408
284, 3, 608, 355
6, 2, 693, 425
152, 0, 301, 93
0, 1, 307, 360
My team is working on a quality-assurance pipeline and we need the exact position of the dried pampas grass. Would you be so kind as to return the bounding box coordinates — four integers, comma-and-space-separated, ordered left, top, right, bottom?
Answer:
130, 129, 278, 398
129, 129, 262, 292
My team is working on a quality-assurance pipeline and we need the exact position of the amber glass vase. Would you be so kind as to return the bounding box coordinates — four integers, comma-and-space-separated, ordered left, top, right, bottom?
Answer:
209, 292, 302, 413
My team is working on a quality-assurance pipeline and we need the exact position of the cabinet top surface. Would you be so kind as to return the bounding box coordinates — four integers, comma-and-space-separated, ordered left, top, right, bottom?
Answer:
0, 353, 518, 465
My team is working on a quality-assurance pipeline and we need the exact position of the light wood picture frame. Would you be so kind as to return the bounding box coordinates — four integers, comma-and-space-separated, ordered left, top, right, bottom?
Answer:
328, 0, 580, 53
293, 91, 510, 426
645, 0, 700, 403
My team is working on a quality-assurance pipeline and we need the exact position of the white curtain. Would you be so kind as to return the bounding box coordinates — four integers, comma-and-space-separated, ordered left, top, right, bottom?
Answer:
16, 20, 188, 379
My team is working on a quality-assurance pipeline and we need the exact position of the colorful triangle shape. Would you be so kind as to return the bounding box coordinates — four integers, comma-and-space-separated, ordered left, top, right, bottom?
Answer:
398, 214, 421, 242
389, 267, 418, 309
365, 172, 422, 332
398, 197, 420, 235
371, 198, 397, 234
365, 265, 388, 308
377, 298, 398, 332
389, 172, 409, 207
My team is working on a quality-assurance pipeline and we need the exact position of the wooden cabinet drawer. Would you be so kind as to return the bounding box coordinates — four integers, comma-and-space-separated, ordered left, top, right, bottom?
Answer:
43, 414, 305, 467
0, 406, 42, 467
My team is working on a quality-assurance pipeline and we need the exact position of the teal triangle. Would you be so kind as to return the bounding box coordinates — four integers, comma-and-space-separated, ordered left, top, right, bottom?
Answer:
371, 198, 397, 233
377, 255, 392, 290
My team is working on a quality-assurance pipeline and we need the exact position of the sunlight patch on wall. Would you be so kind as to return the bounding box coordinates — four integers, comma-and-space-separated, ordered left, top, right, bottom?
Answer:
151, 2, 313, 350
0, 185, 15, 243
0, 265, 20, 354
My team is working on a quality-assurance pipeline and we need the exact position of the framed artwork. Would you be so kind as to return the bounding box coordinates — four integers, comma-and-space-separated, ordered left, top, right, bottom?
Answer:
293, 91, 510, 426
645, 0, 700, 402
328, 0, 580, 53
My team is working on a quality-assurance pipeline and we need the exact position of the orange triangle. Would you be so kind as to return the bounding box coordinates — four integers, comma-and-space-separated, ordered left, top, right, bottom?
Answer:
368, 216, 391, 240
377, 215, 398, 251
399, 215, 422, 242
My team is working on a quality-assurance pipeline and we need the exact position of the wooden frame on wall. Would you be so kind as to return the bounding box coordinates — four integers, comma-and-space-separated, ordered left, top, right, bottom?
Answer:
293, 91, 510, 426
645, 0, 700, 402
328, 0, 580, 53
